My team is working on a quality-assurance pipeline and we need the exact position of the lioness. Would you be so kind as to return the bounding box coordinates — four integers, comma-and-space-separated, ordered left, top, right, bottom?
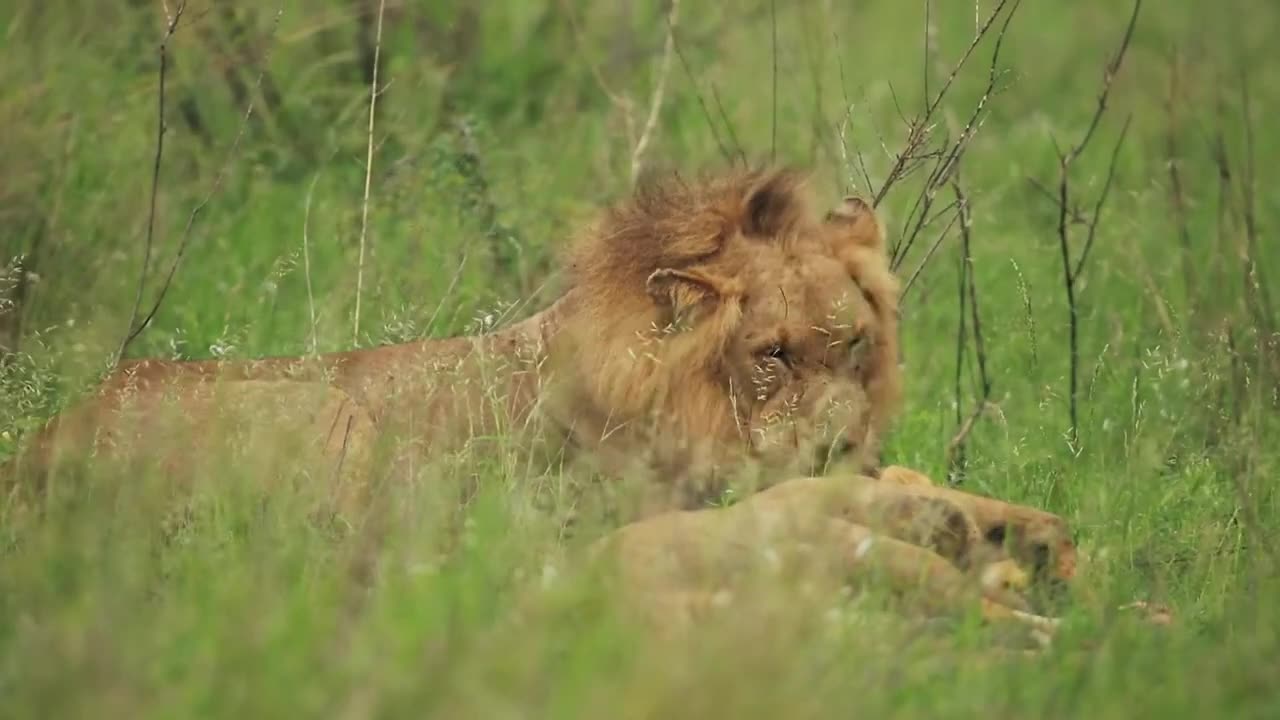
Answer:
11, 166, 1077, 636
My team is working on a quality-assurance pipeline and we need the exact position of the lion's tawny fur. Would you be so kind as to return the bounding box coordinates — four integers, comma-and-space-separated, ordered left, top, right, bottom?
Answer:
20, 166, 903, 512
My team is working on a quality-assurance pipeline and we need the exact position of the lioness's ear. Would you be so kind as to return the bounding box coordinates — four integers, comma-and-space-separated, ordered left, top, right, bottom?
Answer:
646, 268, 724, 330
826, 195, 886, 253
740, 169, 807, 238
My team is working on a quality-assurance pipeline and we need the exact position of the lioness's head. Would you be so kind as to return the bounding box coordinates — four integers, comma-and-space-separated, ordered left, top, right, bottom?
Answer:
557, 167, 901, 495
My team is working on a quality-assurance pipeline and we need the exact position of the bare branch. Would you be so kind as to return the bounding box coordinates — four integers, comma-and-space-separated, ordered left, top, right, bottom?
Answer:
923, 0, 932, 108
1055, 160, 1080, 444
1040, 0, 1141, 447
956, 183, 991, 399
891, 0, 1020, 276
303, 171, 321, 357
670, 23, 734, 165
560, 0, 637, 149
770, 0, 778, 161
924, 0, 1013, 119
119, 1, 187, 362
1237, 67, 1274, 339
1066, 0, 1142, 165
900, 210, 960, 298
710, 83, 748, 166
873, 0, 1021, 212
946, 179, 993, 482
1073, 113, 1131, 281
121, 7, 285, 358
353, 0, 387, 345
1164, 47, 1194, 298
631, 0, 680, 185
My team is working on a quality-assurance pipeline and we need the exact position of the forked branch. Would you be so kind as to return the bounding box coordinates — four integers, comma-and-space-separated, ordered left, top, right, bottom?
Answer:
1043, 0, 1141, 447
119, 1, 187, 362
631, 0, 681, 184
120, 6, 284, 360
878, 0, 1023, 292
353, 0, 387, 345
946, 179, 994, 484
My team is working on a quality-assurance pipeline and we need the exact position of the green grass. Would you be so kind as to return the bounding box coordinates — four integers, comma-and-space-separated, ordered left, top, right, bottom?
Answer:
2, 0, 1279, 717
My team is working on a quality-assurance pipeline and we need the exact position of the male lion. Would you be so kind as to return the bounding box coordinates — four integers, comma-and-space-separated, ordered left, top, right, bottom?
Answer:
19, 167, 903, 507
11, 166, 1079, 636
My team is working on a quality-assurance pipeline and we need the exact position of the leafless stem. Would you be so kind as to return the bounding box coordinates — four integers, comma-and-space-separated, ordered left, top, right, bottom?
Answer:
670, 24, 734, 165
946, 179, 993, 482
1043, 0, 1140, 447
710, 83, 748, 167
119, 1, 187, 362
889, 0, 1021, 281
923, 0, 932, 108
352, 0, 387, 345
303, 172, 321, 357
770, 0, 778, 161
631, 0, 680, 185
900, 211, 960, 298
560, 0, 637, 149
1066, 0, 1141, 166
1237, 69, 1274, 343
120, 7, 284, 359
950, 199, 969, 474
831, 38, 874, 194
1073, 114, 1131, 281
873, 0, 1018, 209
1164, 48, 1195, 301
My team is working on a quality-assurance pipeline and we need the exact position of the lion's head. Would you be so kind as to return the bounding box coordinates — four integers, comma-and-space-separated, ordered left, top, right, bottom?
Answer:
551, 167, 902, 498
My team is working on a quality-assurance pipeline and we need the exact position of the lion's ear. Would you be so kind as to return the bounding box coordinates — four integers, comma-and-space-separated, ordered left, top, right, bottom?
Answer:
740, 169, 807, 238
825, 195, 886, 253
646, 268, 724, 330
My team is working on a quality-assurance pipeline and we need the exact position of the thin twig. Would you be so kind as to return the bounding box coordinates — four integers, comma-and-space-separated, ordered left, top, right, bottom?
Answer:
425, 251, 471, 335
1054, 163, 1080, 449
888, 0, 1022, 280
631, 0, 680, 185
1073, 113, 1132, 281
119, 1, 187, 362
946, 179, 993, 481
1237, 67, 1274, 342
873, 0, 1016, 208
303, 171, 321, 357
900, 211, 960, 298
710, 83, 747, 166
560, 0, 637, 149
121, 5, 284, 359
950, 192, 969, 479
955, 180, 991, 399
1066, 0, 1142, 166
1044, 0, 1140, 447
1164, 47, 1195, 300
923, 0, 932, 108
831, 36, 875, 195
770, 0, 778, 161
670, 24, 734, 165
353, 0, 387, 345
947, 401, 992, 480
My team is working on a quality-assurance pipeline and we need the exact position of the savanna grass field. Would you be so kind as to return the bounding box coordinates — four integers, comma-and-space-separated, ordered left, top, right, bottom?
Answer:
2, 0, 1279, 717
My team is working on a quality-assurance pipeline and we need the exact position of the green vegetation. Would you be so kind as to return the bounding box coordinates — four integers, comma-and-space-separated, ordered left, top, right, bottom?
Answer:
2, 1, 1278, 717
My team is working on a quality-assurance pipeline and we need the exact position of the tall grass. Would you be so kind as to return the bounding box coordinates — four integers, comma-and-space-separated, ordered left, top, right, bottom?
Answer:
1, 1, 1277, 717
